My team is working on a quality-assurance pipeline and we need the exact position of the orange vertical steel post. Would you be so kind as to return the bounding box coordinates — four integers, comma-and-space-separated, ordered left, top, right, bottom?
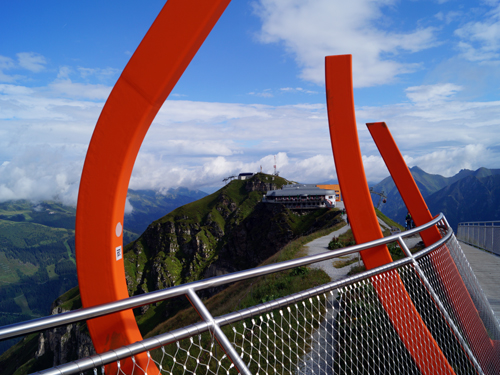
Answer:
367, 121, 500, 373
325, 54, 455, 375
75, 0, 231, 373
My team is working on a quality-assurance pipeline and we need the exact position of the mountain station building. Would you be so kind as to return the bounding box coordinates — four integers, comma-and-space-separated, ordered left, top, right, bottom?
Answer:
262, 184, 337, 210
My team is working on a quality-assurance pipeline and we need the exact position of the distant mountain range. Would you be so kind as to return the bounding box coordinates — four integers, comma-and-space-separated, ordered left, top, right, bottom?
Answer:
0, 187, 206, 355
125, 188, 208, 235
371, 166, 500, 230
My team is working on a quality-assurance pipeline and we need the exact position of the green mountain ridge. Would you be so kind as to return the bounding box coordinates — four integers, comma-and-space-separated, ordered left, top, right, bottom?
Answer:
0, 173, 345, 374
124, 174, 343, 331
0, 188, 206, 356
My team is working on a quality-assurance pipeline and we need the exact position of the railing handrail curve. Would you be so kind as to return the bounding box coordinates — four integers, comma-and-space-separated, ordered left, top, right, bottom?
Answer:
33, 227, 454, 375
459, 221, 500, 225
0, 213, 447, 342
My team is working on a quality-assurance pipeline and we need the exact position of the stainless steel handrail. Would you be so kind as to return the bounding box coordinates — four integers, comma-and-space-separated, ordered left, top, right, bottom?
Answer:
0, 213, 446, 341
32, 216, 453, 375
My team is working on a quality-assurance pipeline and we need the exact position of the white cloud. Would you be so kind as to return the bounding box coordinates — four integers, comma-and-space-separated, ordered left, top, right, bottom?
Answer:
0, 56, 15, 71
280, 87, 318, 94
124, 198, 133, 214
0, 55, 22, 82
405, 83, 462, 104
356, 94, 500, 170
248, 89, 274, 97
249, 87, 319, 97
49, 79, 112, 100
77, 66, 120, 80
455, 3, 500, 62
0, 146, 82, 205
254, 0, 438, 87
1, 73, 500, 205
16, 52, 47, 73
403, 144, 492, 177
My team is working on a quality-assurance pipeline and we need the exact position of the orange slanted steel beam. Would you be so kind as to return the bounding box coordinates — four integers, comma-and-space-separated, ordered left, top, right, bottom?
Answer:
367, 121, 500, 374
366, 122, 442, 244
75, 0, 231, 373
325, 54, 455, 375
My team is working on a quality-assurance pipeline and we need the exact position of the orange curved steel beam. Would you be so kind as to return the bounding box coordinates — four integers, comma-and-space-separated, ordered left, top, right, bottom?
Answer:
324, 55, 391, 269
367, 121, 500, 373
325, 54, 455, 375
75, 0, 231, 373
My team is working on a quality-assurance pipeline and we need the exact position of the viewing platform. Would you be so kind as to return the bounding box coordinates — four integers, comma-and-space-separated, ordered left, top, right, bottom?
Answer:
459, 241, 500, 321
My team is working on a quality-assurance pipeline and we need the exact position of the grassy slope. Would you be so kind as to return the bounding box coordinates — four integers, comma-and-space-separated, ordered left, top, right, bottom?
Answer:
0, 219, 344, 375
0, 200, 77, 288
126, 174, 344, 334
375, 208, 404, 231
143, 222, 344, 337
123, 174, 290, 293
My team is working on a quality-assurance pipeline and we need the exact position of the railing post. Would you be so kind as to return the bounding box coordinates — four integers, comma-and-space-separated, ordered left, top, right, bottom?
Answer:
186, 289, 252, 375
484, 223, 486, 249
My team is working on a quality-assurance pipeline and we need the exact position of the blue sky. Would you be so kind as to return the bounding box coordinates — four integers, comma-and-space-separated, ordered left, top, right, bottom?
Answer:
1, 0, 500, 204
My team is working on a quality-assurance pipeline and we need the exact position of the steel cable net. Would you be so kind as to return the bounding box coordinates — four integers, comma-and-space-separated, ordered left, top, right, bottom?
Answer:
447, 235, 500, 340
60, 236, 500, 375
417, 236, 500, 375
113, 289, 419, 374
98, 264, 476, 375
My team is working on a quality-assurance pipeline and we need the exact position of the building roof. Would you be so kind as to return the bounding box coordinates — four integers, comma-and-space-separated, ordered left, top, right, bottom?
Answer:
266, 184, 336, 197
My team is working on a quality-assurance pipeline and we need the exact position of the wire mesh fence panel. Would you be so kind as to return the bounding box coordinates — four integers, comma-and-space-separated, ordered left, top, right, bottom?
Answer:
473, 226, 480, 248
457, 222, 500, 255
41, 260, 487, 375
397, 261, 476, 374
334, 277, 422, 375
417, 238, 500, 375
457, 226, 465, 243
96, 277, 427, 375
112, 333, 237, 375
446, 235, 500, 341
26, 219, 500, 375
228, 279, 425, 375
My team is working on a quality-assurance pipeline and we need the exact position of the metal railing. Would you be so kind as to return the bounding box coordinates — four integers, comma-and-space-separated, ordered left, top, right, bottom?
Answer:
457, 221, 500, 256
0, 213, 498, 375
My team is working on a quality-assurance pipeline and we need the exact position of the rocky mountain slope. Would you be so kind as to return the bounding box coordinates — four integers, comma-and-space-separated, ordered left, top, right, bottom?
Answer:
125, 174, 342, 331
371, 166, 500, 228
426, 173, 500, 230
0, 174, 343, 374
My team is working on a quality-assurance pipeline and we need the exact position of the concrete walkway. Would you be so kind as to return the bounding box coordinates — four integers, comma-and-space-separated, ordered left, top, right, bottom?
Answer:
304, 211, 420, 282
304, 223, 355, 281
458, 241, 500, 320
